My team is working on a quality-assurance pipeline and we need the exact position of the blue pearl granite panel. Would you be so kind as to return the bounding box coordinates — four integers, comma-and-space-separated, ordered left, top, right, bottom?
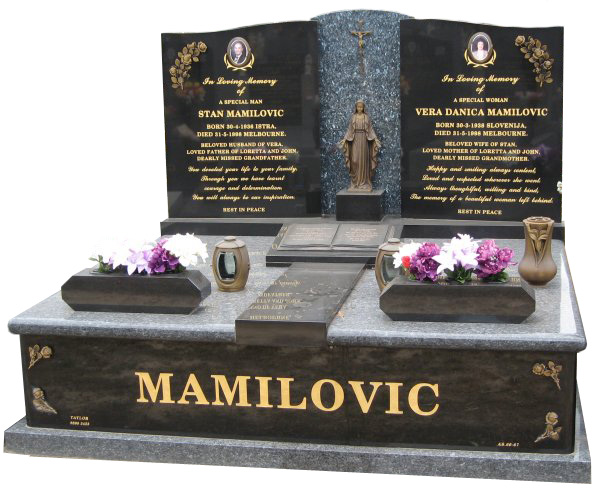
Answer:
312, 10, 411, 214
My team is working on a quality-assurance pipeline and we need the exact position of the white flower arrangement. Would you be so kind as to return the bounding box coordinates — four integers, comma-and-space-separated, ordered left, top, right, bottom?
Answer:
90, 233, 208, 275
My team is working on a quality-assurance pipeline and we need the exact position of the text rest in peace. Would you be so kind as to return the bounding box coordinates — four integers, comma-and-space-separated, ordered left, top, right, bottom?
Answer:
135, 372, 440, 416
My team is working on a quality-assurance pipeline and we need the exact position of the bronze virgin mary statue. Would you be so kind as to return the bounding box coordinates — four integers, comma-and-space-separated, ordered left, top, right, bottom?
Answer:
339, 100, 381, 192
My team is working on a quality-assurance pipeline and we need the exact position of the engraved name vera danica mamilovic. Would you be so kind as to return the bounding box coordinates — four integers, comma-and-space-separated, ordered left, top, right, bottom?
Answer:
134, 372, 440, 415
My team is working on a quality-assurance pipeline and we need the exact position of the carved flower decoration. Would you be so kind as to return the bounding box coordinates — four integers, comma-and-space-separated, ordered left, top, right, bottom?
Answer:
532, 363, 545, 375
169, 41, 207, 90
41, 346, 53, 359
516, 35, 554, 87
529, 227, 548, 255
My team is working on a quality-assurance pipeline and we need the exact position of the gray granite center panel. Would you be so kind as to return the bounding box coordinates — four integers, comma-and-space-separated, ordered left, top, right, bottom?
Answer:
7, 236, 586, 352
312, 10, 411, 215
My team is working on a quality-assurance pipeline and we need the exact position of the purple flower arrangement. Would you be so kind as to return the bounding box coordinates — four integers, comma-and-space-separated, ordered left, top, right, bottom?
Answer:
393, 234, 515, 284
474, 239, 515, 282
90, 234, 208, 276
409, 242, 441, 282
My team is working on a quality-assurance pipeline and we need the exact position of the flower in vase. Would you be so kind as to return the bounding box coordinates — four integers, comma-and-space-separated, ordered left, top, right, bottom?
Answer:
475, 239, 515, 282
433, 234, 479, 283
409, 242, 441, 282
393, 241, 422, 269
163, 233, 208, 267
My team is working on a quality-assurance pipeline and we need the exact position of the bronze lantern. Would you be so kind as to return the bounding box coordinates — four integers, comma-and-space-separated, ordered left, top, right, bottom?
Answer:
212, 236, 250, 292
374, 238, 403, 291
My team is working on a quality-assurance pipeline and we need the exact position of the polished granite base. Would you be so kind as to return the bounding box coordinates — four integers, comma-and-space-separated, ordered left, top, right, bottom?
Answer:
160, 216, 566, 240
9, 236, 584, 352
336, 189, 384, 221
3, 396, 590, 483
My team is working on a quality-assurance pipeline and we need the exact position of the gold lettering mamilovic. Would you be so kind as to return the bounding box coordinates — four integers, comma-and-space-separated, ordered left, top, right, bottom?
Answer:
348, 381, 383, 414
255, 376, 274, 408
311, 379, 344, 412
212, 375, 252, 407
408, 383, 440, 416
277, 377, 307, 409
177, 373, 210, 405
135, 372, 175, 404
384, 382, 404, 414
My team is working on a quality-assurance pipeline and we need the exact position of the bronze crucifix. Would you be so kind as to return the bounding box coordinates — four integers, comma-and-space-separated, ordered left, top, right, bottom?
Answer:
351, 20, 372, 75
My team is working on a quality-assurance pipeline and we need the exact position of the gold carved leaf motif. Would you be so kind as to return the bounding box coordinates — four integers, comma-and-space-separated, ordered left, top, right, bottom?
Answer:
515, 35, 554, 87
532, 361, 562, 390
534, 412, 561, 443
28, 345, 53, 369
169, 41, 207, 90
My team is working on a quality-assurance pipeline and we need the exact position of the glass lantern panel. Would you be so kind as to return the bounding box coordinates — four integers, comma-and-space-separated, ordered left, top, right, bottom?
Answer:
381, 254, 400, 284
217, 252, 237, 281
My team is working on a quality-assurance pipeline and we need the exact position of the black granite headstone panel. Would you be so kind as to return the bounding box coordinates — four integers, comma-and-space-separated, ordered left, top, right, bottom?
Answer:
162, 22, 320, 219
400, 20, 563, 222
236, 262, 364, 346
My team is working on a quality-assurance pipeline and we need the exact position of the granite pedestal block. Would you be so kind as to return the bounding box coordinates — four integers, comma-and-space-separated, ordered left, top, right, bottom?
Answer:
336, 189, 384, 221
380, 276, 536, 323
61, 268, 211, 314
4, 236, 591, 482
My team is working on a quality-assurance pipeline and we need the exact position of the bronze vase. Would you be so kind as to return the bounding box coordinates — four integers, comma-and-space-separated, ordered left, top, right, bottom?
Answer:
518, 217, 557, 286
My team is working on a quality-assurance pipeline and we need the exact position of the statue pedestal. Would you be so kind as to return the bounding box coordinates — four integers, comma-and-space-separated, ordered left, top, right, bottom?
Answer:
336, 189, 384, 221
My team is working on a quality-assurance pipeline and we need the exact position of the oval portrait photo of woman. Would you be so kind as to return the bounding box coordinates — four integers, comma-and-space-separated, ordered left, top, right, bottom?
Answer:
468, 32, 493, 64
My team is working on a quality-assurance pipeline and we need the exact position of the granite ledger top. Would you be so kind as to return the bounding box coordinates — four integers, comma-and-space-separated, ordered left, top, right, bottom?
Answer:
8, 236, 585, 352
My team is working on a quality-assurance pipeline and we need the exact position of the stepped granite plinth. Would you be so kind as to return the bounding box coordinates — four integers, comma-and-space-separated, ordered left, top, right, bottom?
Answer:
4, 393, 590, 483
4, 235, 590, 482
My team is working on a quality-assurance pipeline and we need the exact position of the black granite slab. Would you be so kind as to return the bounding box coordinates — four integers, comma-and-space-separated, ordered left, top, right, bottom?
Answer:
162, 22, 321, 219
380, 276, 535, 323
235, 262, 364, 346
400, 20, 563, 222
336, 189, 384, 221
13, 333, 578, 453
401, 218, 565, 242
160, 216, 565, 242
61, 269, 211, 314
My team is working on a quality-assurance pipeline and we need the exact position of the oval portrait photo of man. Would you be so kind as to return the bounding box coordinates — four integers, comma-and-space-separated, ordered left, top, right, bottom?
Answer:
468, 32, 493, 64
227, 37, 251, 67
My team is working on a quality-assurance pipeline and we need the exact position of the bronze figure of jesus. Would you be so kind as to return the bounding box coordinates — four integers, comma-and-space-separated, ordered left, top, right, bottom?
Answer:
339, 100, 381, 192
